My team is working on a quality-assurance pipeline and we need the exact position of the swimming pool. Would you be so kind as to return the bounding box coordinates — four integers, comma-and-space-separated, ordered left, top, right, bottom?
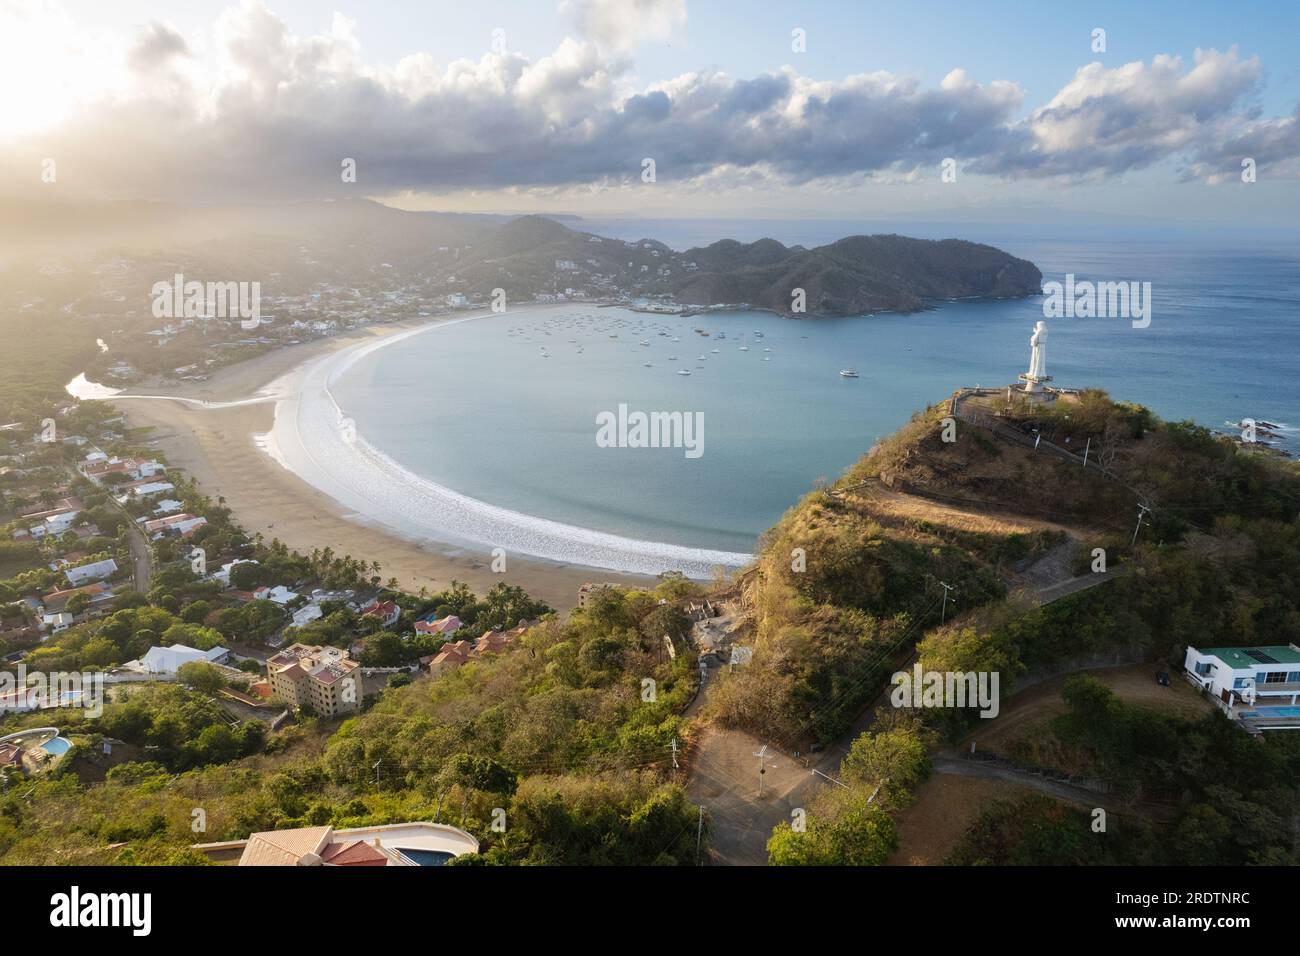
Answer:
1240, 707, 1300, 719
395, 848, 454, 866
41, 737, 72, 756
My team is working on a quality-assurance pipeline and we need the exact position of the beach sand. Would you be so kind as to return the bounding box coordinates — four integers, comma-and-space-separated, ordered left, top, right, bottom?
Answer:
112, 317, 659, 611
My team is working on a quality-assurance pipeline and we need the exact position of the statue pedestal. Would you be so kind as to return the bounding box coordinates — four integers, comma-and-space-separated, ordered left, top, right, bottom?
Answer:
1009, 379, 1056, 405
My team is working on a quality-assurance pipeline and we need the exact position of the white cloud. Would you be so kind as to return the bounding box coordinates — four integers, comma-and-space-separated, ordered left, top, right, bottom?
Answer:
1, 2, 1295, 201
559, 0, 686, 52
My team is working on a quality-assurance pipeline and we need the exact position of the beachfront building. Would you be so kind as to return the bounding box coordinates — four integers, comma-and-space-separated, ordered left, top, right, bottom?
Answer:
119, 479, 176, 500
142, 513, 207, 539
80, 454, 165, 484
360, 599, 400, 627
414, 614, 460, 636
1184, 644, 1300, 731
192, 821, 479, 866
577, 582, 620, 608
253, 585, 299, 605
266, 643, 361, 717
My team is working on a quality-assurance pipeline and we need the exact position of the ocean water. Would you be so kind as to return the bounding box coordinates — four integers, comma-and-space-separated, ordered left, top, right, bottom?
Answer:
331, 233, 1300, 557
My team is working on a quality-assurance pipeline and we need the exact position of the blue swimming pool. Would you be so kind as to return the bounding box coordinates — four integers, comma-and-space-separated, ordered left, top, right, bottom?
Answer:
41, 737, 72, 756
396, 848, 454, 866
1240, 707, 1300, 719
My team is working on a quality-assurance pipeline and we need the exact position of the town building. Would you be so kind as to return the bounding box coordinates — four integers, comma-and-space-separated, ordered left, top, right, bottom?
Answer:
360, 599, 400, 627
64, 558, 119, 588
414, 614, 460, 636
135, 643, 231, 674
142, 513, 207, 538
40, 581, 114, 616
265, 643, 362, 717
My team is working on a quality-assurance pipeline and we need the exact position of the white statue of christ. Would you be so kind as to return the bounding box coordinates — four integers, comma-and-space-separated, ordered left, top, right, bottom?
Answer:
1020, 320, 1049, 392
1028, 321, 1047, 379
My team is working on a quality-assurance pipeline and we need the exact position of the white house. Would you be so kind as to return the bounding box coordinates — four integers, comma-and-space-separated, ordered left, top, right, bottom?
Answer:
137, 643, 231, 674
65, 557, 119, 588
42, 612, 74, 634
212, 559, 258, 586
291, 603, 323, 628
1184, 644, 1300, 728
254, 585, 298, 605
42, 511, 80, 536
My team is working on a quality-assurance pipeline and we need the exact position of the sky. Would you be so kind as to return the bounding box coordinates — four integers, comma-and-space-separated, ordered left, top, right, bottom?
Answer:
3, 0, 1299, 226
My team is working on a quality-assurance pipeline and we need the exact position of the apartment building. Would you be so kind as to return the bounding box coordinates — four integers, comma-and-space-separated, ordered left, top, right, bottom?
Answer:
266, 643, 362, 717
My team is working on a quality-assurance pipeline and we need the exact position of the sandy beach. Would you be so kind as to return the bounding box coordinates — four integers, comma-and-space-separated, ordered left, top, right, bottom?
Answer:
107, 313, 666, 611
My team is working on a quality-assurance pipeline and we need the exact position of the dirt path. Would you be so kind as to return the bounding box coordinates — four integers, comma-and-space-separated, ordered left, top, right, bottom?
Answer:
842, 481, 1079, 538
964, 662, 1215, 755
889, 774, 1065, 866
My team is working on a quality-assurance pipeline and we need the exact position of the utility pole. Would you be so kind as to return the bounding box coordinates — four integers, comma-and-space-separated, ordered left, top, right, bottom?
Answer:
753, 745, 774, 797
373, 759, 382, 788
1131, 503, 1152, 547
1082, 436, 1091, 469
695, 805, 704, 865
671, 737, 679, 786
939, 580, 956, 624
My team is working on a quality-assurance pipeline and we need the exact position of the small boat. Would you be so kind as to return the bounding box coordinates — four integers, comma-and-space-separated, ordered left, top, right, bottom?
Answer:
698, 355, 706, 361
764, 347, 771, 352
739, 345, 749, 352
754, 330, 764, 337
677, 369, 692, 376
763, 357, 771, 361
711, 348, 720, 353
668, 355, 677, 361
840, 369, 859, 378
643, 362, 652, 367
639, 339, 650, 346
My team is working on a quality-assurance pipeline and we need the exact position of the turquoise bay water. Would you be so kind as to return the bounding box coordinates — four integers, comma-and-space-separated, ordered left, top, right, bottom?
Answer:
333, 237, 1300, 556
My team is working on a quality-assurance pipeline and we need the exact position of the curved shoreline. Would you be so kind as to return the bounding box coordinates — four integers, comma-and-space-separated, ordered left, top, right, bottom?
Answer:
262, 310, 753, 578
75, 309, 754, 579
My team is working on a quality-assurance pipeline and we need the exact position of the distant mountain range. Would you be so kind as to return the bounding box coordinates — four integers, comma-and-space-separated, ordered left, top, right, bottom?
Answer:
0, 198, 1042, 316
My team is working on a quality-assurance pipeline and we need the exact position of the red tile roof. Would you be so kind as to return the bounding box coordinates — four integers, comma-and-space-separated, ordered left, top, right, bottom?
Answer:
321, 839, 389, 866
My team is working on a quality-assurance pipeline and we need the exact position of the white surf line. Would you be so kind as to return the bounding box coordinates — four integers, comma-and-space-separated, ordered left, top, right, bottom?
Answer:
265, 309, 754, 578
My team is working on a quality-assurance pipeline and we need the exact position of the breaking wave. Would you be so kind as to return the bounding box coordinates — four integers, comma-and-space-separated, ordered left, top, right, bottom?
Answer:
265, 315, 753, 578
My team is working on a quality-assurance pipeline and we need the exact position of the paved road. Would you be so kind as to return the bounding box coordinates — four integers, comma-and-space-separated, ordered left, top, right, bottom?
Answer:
65, 462, 151, 593
123, 518, 152, 593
